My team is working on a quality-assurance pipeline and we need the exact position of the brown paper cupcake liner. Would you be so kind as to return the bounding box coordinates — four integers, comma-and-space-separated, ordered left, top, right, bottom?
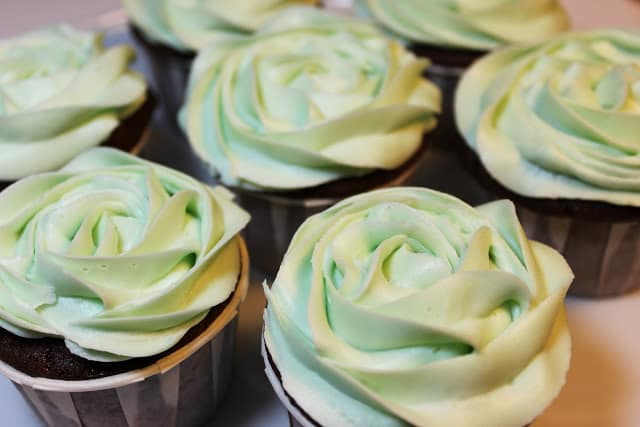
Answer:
517, 207, 640, 298
0, 238, 250, 427
236, 143, 426, 277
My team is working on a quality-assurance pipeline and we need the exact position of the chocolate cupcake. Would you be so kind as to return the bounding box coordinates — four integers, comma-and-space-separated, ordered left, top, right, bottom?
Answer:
263, 187, 573, 427
180, 7, 441, 275
0, 148, 250, 427
122, 0, 318, 115
456, 29, 640, 298
355, 0, 570, 150
0, 25, 153, 190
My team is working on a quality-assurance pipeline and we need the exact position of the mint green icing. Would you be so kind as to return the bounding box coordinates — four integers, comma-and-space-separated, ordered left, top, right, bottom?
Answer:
265, 187, 572, 427
122, 0, 318, 51
0, 26, 148, 181
0, 148, 249, 361
180, 7, 440, 191
356, 0, 570, 50
456, 30, 640, 207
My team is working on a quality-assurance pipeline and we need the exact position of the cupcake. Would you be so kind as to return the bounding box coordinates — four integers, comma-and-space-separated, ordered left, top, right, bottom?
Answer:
122, 0, 318, 115
0, 148, 250, 427
180, 7, 441, 274
263, 187, 573, 427
456, 29, 640, 298
0, 25, 153, 191
355, 0, 570, 151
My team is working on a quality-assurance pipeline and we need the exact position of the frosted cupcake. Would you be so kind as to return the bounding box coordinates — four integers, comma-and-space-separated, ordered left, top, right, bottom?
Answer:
264, 187, 573, 427
456, 29, 640, 297
0, 148, 250, 427
122, 0, 318, 114
0, 25, 153, 190
180, 7, 440, 274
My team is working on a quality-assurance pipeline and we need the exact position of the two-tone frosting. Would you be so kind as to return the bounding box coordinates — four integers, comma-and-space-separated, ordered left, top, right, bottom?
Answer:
456, 30, 640, 207
0, 148, 249, 361
122, 0, 318, 51
265, 187, 572, 427
180, 7, 440, 191
356, 0, 570, 51
0, 26, 148, 182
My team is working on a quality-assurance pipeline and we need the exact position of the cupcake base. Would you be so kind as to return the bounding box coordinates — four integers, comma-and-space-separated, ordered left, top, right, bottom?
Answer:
454, 138, 640, 298
236, 141, 428, 277
0, 237, 250, 427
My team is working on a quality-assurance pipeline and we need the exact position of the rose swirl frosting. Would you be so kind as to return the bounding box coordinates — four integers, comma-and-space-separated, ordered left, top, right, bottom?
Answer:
0, 148, 249, 362
122, 0, 318, 51
180, 7, 440, 191
456, 30, 640, 207
0, 26, 147, 181
265, 187, 572, 427
356, 0, 570, 50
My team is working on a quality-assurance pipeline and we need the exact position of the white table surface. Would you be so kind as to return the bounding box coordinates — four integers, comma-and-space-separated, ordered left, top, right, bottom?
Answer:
1, 1, 639, 427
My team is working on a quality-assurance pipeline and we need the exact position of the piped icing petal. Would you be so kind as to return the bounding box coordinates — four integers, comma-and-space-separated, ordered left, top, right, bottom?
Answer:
356, 0, 570, 50
264, 187, 572, 427
0, 148, 250, 361
456, 30, 640, 207
122, 0, 319, 51
180, 7, 440, 191
0, 26, 148, 181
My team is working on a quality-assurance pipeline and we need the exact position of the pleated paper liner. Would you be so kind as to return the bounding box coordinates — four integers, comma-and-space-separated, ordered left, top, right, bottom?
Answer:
235, 140, 429, 277
0, 237, 250, 427
454, 138, 640, 298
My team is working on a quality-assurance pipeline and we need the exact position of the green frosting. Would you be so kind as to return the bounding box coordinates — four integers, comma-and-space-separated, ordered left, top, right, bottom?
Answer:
456, 30, 640, 207
265, 187, 572, 427
356, 0, 570, 50
0, 148, 249, 361
122, 0, 318, 51
180, 7, 440, 191
0, 26, 148, 181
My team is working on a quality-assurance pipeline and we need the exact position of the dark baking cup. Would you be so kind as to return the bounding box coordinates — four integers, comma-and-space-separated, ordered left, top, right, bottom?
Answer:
453, 136, 640, 298
128, 26, 194, 117
236, 140, 429, 277
0, 239, 250, 427
262, 339, 320, 427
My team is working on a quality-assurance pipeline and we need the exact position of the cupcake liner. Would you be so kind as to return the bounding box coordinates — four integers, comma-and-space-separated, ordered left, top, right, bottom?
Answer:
129, 26, 193, 117
0, 238, 250, 427
237, 154, 423, 277
517, 207, 640, 298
